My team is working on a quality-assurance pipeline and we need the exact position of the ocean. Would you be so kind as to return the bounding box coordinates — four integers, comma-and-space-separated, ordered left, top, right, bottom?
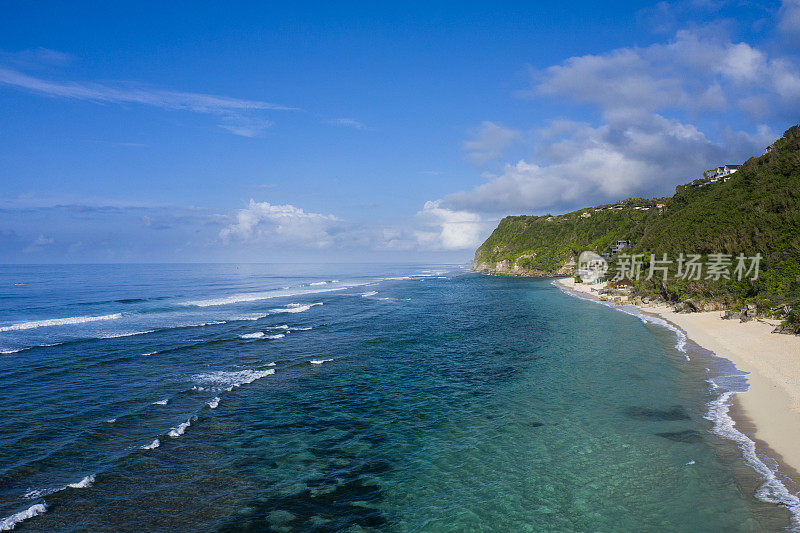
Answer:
0, 264, 794, 531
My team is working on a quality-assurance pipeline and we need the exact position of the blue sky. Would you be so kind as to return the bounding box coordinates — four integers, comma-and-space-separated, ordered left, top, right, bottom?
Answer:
1, 1, 799, 263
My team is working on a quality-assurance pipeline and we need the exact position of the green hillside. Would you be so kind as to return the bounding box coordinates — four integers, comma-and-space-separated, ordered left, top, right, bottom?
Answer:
474, 126, 800, 325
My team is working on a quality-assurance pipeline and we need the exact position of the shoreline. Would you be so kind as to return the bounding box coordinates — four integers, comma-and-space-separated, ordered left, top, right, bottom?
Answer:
553, 277, 800, 523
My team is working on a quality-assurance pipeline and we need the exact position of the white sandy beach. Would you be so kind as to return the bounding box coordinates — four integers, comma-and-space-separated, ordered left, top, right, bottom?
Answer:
555, 277, 800, 479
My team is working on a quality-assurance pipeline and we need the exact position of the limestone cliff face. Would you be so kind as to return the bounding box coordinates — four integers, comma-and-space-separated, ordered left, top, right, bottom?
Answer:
473, 250, 577, 277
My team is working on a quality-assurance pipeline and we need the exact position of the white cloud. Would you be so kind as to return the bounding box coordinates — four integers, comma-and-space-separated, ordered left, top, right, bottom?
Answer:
462, 121, 521, 165
0, 65, 295, 136
779, 0, 800, 43
449, 27, 800, 214
218, 116, 274, 137
327, 118, 367, 130
412, 200, 487, 250
0, 67, 294, 113
220, 200, 341, 248
447, 113, 740, 213
532, 30, 800, 117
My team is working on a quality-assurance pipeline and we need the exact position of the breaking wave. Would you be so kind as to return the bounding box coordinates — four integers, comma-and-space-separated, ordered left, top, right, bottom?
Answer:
269, 303, 322, 314
0, 313, 122, 333
168, 419, 192, 438
99, 330, 155, 339
141, 439, 160, 450
555, 279, 800, 528
0, 503, 47, 531
185, 286, 343, 307
705, 386, 800, 528
193, 368, 276, 391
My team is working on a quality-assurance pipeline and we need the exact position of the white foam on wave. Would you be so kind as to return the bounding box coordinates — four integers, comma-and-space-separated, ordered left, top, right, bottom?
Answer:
310, 358, 333, 365
309, 281, 328, 286
553, 282, 690, 359
709, 387, 800, 526
185, 286, 344, 307
194, 368, 275, 390
240, 332, 265, 339
207, 397, 220, 409
67, 475, 95, 489
21, 474, 95, 501
106, 418, 116, 423
1, 342, 65, 355
142, 438, 160, 450
705, 385, 800, 527
0, 503, 47, 531
268, 325, 289, 330
141, 351, 158, 356
269, 302, 322, 314
99, 330, 155, 339
153, 399, 168, 406
555, 280, 800, 527
0, 313, 122, 333
168, 418, 192, 438
232, 314, 267, 321
266, 333, 285, 340
361, 291, 378, 297
291, 326, 312, 331
635, 313, 690, 360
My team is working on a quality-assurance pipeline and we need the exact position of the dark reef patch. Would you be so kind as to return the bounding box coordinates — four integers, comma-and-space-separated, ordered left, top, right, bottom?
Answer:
624, 405, 691, 421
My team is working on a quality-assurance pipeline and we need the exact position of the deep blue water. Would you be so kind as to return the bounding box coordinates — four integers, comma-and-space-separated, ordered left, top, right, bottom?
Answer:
0, 264, 792, 531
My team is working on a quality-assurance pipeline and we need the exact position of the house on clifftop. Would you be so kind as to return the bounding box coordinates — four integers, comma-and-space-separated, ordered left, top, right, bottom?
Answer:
704, 164, 740, 182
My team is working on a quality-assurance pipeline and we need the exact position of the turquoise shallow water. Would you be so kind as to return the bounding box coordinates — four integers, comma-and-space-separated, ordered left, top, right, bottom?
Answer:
0, 264, 793, 531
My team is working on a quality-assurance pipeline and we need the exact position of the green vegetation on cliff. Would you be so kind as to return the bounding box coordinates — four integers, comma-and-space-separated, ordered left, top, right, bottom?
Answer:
474, 205, 659, 274
474, 126, 800, 320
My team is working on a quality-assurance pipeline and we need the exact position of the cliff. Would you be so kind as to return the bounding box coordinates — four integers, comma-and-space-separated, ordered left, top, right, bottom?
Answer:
474, 126, 800, 328
474, 201, 661, 276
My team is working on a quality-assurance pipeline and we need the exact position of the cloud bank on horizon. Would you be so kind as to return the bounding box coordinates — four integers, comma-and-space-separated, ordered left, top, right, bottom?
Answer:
1, 1, 799, 262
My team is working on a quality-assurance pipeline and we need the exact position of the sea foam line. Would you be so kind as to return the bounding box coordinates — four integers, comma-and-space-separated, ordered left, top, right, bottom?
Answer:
185, 286, 345, 307
554, 280, 800, 528
193, 368, 276, 391
98, 330, 155, 339
269, 302, 322, 314
21, 474, 96, 501
0, 503, 47, 531
0, 313, 122, 333
706, 387, 800, 528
